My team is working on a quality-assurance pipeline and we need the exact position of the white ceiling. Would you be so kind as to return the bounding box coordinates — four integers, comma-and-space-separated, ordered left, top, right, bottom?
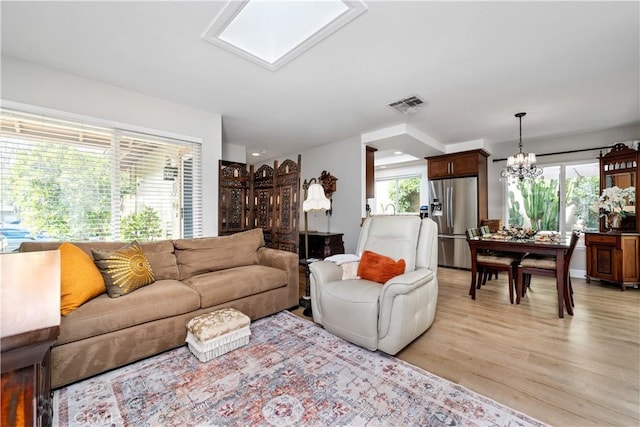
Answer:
1, 1, 638, 165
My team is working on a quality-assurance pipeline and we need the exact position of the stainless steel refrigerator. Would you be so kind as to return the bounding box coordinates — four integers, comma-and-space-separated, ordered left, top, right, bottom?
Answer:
429, 177, 478, 269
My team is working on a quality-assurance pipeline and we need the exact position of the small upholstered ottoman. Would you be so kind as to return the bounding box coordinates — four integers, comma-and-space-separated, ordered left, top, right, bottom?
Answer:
185, 308, 251, 362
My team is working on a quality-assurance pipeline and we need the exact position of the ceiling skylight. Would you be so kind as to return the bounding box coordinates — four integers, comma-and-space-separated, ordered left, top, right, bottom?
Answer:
202, 0, 367, 71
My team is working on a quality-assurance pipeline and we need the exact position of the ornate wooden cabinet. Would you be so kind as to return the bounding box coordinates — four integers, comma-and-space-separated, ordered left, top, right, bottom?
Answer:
585, 143, 640, 290
597, 143, 639, 232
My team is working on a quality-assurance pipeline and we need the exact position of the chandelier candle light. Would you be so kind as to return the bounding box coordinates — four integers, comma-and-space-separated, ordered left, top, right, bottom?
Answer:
500, 112, 543, 181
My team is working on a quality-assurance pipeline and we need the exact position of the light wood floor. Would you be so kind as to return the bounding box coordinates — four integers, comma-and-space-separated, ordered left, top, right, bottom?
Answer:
292, 267, 640, 426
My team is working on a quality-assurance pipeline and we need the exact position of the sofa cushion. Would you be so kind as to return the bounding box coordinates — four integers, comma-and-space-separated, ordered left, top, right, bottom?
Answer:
56, 279, 200, 346
19, 240, 179, 280
139, 240, 179, 280
92, 241, 155, 298
58, 243, 106, 316
173, 228, 265, 280
182, 265, 287, 308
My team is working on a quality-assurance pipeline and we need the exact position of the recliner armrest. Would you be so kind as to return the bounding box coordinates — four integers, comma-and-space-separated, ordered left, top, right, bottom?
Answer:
378, 268, 436, 336
308, 260, 344, 325
308, 260, 343, 285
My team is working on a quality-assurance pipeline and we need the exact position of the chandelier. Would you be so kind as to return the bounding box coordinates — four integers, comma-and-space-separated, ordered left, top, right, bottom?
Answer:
500, 112, 543, 181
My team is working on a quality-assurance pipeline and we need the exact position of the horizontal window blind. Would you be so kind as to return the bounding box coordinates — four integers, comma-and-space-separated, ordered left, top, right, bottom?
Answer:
0, 108, 201, 251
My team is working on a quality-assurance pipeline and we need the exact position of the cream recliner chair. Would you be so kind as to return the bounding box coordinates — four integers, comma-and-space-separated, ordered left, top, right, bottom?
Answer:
309, 215, 438, 355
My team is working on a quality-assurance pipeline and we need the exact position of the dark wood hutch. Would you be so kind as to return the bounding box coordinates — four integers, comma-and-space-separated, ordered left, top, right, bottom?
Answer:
585, 143, 640, 290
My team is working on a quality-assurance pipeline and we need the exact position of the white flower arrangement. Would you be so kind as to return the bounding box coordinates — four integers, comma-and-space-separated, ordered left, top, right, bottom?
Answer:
594, 186, 635, 218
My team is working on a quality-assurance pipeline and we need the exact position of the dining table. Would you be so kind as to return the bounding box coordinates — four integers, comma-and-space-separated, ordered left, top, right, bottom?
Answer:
467, 235, 573, 318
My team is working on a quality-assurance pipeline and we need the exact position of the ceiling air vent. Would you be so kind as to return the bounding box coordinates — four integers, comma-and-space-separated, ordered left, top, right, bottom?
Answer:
387, 95, 426, 115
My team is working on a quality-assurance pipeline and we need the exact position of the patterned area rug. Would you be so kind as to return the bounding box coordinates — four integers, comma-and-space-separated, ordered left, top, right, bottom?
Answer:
54, 311, 546, 426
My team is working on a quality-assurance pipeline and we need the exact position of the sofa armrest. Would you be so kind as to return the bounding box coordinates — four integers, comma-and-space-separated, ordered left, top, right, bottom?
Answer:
257, 247, 299, 307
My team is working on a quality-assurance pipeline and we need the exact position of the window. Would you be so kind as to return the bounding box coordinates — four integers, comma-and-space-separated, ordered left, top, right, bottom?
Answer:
374, 175, 421, 214
0, 109, 202, 252
565, 163, 600, 232
202, 0, 367, 71
506, 161, 599, 237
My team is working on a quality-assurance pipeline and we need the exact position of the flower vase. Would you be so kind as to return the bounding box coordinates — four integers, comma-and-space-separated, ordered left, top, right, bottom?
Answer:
607, 213, 622, 230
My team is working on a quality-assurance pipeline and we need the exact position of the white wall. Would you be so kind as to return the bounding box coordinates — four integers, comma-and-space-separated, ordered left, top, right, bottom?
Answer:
1, 57, 222, 236
277, 136, 362, 254
222, 143, 246, 163
487, 123, 640, 276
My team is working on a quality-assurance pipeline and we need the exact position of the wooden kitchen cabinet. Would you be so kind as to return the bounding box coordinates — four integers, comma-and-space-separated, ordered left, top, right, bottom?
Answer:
585, 232, 640, 290
365, 146, 377, 200
426, 149, 489, 223
427, 150, 488, 179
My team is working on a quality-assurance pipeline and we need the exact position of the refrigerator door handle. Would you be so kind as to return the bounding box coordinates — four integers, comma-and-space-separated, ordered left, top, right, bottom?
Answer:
447, 186, 453, 229
445, 186, 449, 229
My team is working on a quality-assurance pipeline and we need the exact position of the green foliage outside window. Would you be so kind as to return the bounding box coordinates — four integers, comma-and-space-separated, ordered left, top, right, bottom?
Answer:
388, 177, 420, 213
517, 178, 559, 230
506, 163, 600, 234
565, 175, 599, 230
7, 142, 111, 239
6, 142, 165, 241
507, 191, 524, 227
121, 206, 162, 241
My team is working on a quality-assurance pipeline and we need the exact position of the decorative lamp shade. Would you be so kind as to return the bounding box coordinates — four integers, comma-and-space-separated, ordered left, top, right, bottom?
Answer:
303, 183, 331, 212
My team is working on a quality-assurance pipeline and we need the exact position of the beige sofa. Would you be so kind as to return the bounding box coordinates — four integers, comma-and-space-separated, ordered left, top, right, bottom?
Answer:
19, 228, 298, 388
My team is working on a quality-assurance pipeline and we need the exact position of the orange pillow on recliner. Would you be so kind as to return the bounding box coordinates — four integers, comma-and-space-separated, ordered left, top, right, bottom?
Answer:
357, 250, 406, 284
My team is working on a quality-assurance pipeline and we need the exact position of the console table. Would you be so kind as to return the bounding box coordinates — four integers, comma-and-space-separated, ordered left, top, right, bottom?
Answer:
298, 231, 345, 259
1, 326, 59, 427
1, 250, 61, 427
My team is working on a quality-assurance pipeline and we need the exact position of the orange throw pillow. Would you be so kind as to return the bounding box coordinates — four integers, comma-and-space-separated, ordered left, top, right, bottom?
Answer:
59, 243, 106, 316
357, 250, 406, 284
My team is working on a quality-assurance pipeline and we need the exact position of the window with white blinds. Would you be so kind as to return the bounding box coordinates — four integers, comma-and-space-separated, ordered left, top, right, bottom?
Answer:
0, 108, 202, 251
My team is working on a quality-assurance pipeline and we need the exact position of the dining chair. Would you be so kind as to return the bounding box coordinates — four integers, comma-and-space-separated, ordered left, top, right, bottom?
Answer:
516, 231, 581, 307
466, 228, 519, 303
479, 225, 498, 280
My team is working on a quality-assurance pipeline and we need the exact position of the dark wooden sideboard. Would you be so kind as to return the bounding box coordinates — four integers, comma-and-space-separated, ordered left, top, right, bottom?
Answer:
585, 232, 640, 290
1, 326, 59, 427
585, 143, 639, 290
298, 231, 345, 259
